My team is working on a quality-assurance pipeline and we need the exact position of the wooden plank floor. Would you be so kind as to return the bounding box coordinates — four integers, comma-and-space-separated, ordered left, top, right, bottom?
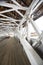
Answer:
0, 37, 31, 65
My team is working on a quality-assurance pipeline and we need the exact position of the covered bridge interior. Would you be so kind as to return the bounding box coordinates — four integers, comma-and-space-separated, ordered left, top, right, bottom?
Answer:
0, 0, 43, 65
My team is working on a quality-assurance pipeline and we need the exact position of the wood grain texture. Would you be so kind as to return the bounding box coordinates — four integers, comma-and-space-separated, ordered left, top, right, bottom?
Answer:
0, 37, 31, 65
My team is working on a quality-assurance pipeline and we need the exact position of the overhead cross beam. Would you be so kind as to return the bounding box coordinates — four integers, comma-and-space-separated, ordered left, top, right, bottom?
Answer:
30, 0, 43, 15
0, 0, 43, 37
19, 0, 43, 26
19, 0, 39, 26
18, 0, 43, 36
0, 14, 19, 25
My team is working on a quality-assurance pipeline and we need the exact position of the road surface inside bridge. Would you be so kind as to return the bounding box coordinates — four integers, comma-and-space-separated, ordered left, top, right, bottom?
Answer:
0, 37, 31, 65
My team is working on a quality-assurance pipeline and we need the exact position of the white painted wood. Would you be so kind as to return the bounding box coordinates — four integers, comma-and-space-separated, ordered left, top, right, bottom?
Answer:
19, 38, 43, 65
31, 0, 43, 15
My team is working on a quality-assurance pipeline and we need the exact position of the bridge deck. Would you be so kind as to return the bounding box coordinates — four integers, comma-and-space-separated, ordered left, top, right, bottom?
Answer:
0, 37, 31, 65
